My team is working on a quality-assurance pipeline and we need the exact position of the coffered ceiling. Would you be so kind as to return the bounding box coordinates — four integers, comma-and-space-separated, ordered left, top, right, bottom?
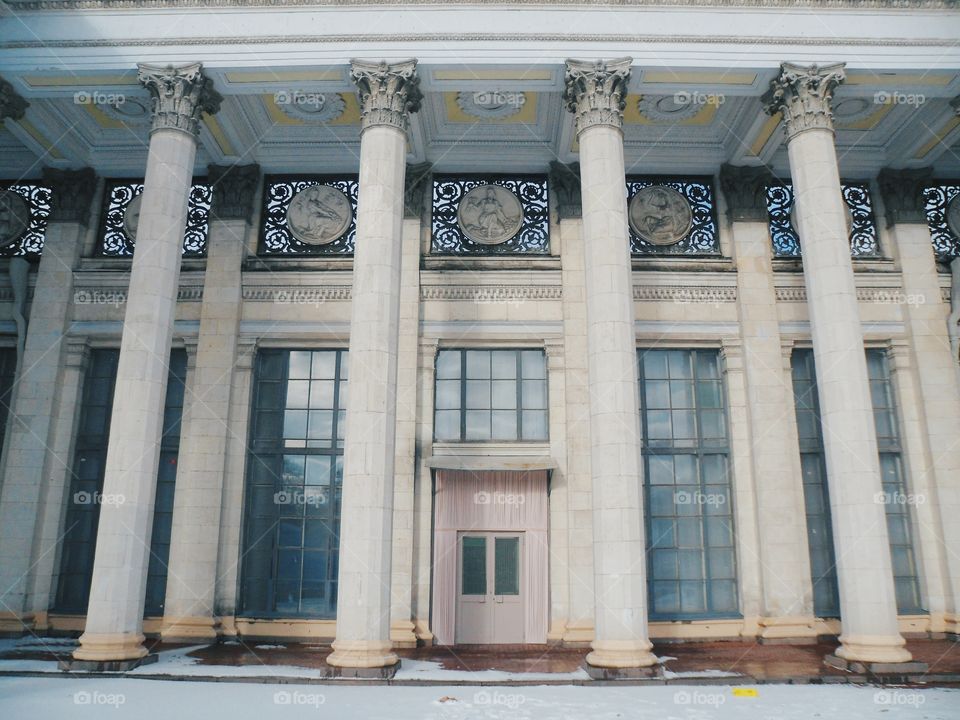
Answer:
2, 63, 959, 181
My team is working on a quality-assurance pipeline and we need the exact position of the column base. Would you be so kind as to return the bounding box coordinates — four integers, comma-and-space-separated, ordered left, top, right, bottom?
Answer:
583, 661, 662, 680
73, 632, 149, 663
59, 653, 158, 673
562, 622, 595, 647
0, 611, 34, 637
825, 654, 928, 677
390, 620, 417, 649
160, 615, 220, 644
585, 639, 659, 672
834, 633, 913, 664
758, 616, 819, 645
326, 640, 399, 671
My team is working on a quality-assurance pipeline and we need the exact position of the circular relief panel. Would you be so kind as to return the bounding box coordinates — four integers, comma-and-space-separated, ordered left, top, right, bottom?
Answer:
946, 195, 960, 241
286, 185, 353, 246
456, 184, 524, 245
0, 191, 30, 248
123, 193, 143, 240
628, 185, 693, 246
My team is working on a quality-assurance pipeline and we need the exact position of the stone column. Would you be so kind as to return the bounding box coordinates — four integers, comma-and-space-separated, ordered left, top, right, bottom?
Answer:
0, 168, 95, 635
161, 163, 258, 642
563, 58, 657, 674
763, 63, 913, 668
71, 63, 221, 668
389, 163, 429, 648
880, 168, 960, 637
326, 59, 421, 677
721, 164, 816, 642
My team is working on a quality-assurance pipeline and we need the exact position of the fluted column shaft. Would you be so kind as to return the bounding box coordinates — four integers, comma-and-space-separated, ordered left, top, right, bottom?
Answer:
327, 59, 420, 673
765, 63, 909, 664
73, 63, 220, 664
564, 58, 657, 670
0, 169, 95, 634
161, 164, 257, 642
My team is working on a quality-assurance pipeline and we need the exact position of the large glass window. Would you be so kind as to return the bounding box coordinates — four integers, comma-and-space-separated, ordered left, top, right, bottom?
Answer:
239, 349, 347, 618
55, 349, 187, 614
791, 348, 924, 617
434, 349, 548, 442
639, 349, 738, 619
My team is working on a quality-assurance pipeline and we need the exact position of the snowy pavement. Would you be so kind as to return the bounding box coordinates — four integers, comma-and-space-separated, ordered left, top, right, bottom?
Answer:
0, 675, 957, 719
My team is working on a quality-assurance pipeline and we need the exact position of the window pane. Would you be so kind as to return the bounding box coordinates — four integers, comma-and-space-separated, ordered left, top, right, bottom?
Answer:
436, 350, 461, 379
466, 380, 491, 409
286, 381, 310, 408
645, 380, 670, 410
491, 380, 517, 409
465, 410, 491, 440
491, 410, 518, 441
288, 351, 312, 379
643, 351, 669, 379
494, 537, 520, 595
311, 352, 337, 379
284, 410, 307, 439
310, 380, 335, 409
668, 351, 691, 379
435, 379, 461, 410
521, 410, 548, 440
305, 455, 331, 486
466, 351, 490, 379
648, 455, 673, 485
307, 410, 333, 440
522, 379, 547, 409
434, 410, 461, 441
461, 537, 486, 595
521, 350, 546, 379
491, 351, 517, 379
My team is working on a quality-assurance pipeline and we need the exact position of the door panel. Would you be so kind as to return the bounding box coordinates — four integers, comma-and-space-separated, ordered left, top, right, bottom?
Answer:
456, 532, 524, 644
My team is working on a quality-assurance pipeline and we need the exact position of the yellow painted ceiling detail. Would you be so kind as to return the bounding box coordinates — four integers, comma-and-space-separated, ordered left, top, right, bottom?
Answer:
444, 92, 538, 124
642, 71, 757, 86
15, 118, 63, 160
261, 92, 360, 126
623, 95, 719, 126
433, 69, 552, 81
914, 116, 960, 160
846, 73, 955, 86
202, 112, 235, 156
83, 103, 128, 130
749, 112, 782, 157
23, 74, 137, 87
226, 70, 342, 83
835, 102, 894, 131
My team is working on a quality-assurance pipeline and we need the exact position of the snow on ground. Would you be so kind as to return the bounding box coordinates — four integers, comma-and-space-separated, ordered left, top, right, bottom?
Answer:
0, 676, 956, 720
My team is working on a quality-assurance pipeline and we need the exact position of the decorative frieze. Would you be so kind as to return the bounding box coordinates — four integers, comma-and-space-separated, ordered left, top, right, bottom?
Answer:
242, 285, 351, 302
762, 62, 846, 140
420, 285, 562, 302
404, 162, 432, 219
775, 285, 913, 304
632, 285, 737, 303
350, 59, 422, 132
41, 167, 97, 225
208, 163, 260, 222
138, 62, 222, 136
548, 161, 581, 220
877, 168, 933, 227
719, 164, 772, 223
0, 77, 28, 121
563, 57, 632, 135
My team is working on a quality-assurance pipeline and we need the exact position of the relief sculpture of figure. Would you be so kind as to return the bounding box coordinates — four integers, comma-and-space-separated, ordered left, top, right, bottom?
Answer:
457, 184, 523, 245
287, 184, 352, 245
950, 256, 960, 366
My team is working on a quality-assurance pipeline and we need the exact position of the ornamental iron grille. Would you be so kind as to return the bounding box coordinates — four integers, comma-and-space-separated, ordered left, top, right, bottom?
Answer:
626, 177, 719, 256
98, 180, 211, 257
923, 184, 960, 260
0, 183, 51, 258
766, 182, 880, 258
431, 175, 550, 255
259, 176, 359, 255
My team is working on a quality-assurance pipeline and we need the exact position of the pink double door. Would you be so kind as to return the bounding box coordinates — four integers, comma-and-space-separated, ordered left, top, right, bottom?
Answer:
455, 532, 524, 644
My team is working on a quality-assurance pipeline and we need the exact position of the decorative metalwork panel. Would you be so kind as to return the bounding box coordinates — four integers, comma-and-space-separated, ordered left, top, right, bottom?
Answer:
626, 178, 718, 255
766, 182, 880, 258
923, 184, 960, 260
98, 180, 211, 257
431, 176, 549, 255
0, 183, 51, 258
260, 176, 358, 255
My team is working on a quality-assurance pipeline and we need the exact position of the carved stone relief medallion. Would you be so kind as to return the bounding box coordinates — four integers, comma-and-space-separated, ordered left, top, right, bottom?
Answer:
0, 191, 30, 248
287, 185, 352, 245
457, 184, 524, 245
628, 185, 693, 246
123, 193, 143, 240
947, 195, 960, 240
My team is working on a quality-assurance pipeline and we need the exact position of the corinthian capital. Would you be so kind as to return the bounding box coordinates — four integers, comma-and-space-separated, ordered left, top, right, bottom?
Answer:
137, 62, 222, 136
762, 62, 846, 141
0, 77, 28, 121
563, 58, 632, 135
350, 59, 422, 132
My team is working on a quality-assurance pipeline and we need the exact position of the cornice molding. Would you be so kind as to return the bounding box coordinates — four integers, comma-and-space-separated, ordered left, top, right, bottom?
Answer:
242, 285, 352, 302
6, 0, 954, 9
8, 33, 952, 50
633, 285, 737, 303
421, 285, 563, 301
